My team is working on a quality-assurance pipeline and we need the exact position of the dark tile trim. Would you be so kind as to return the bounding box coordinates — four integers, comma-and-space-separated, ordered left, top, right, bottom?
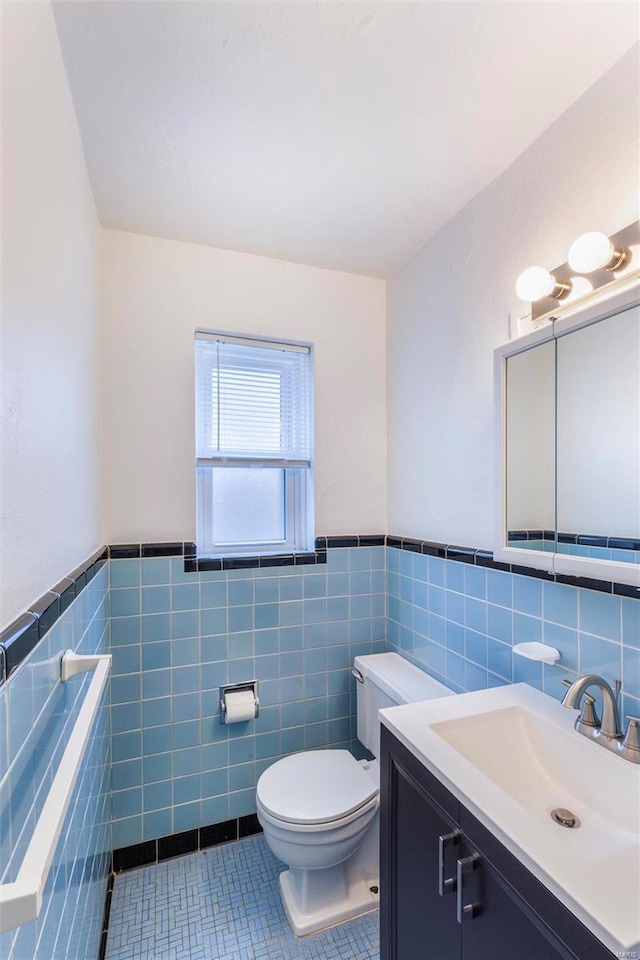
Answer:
420, 541, 448, 558
158, 829, 198, 862
52, 577, 76, 614
110, 536, 385, 576
325, 536, 358, 548
200, 819, 238, 848
111, 815, 263, 874
614, 581, 640, 599
554, 574, 613, 594
187, 557, 221, 572
445, 545, 476, 564
0, 545, 108, 686
109, 534, 638, 600
577, 536, 608, 548
238, 813, 262, 838
141, 542, 184, 558
510, 564, 555, 582
475, 550, 510, 573
401, 537, 423, 554
386, 537, 639, 600
111, 839, 157, 873
259, 554, 295, 568
97, 869, 114, 960
511, 529, 639, 553
108, 544, 141, 559
294, 552, 317, 565
28, 592, 60, 640
0, 614, 38, 678
183, 549, 324, 574
608, 537, 640, 551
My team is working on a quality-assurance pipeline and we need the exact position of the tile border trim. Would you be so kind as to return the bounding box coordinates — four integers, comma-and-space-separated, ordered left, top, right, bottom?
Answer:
509, 529, 640, 552
0, 546, 108, 686
106, 536, 386, 574
97, 870, 114, 960
111, 814, 263, 874
106, 534, 639, 599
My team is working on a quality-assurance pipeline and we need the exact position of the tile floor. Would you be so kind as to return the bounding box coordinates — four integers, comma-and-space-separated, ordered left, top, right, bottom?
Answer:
105, 834, 380, 960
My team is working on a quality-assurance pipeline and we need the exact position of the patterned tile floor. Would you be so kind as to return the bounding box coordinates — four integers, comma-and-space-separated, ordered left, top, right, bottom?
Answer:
105, 834, 380, 960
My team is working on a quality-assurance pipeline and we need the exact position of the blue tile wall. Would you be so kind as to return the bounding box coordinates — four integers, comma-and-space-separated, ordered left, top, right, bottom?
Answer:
0, 566, 110, 960
386, 547, 640, 722
108, 547, 387, 848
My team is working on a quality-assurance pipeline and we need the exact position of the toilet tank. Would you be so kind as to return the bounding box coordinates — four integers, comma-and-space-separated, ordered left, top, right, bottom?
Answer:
354, 652, 453, 757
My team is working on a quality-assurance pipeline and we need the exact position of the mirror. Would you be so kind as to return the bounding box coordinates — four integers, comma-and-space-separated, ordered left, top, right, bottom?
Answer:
557, 304, 639, 565
496, 283, 640, 586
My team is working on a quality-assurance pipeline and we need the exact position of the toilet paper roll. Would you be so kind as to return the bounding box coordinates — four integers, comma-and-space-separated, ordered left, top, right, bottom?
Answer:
223, 688, 257, 724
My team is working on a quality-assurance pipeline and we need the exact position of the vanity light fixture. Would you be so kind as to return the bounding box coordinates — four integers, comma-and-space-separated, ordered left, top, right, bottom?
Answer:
515, 265, 572, 303
567, 231, 629, 274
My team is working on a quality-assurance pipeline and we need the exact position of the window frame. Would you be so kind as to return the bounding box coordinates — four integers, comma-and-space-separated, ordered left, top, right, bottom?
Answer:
195, 329, 314, 558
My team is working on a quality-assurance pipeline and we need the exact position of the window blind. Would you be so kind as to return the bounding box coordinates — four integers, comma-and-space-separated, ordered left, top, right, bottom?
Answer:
195, 333, 312, 465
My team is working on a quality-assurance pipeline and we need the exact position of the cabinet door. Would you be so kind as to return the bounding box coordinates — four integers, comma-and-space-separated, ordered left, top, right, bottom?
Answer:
456, 850, 565, 960
381, 727, 462, 960
460, 808, 617, 960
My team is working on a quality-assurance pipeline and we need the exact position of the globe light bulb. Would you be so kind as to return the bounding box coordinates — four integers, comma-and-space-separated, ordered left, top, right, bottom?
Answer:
516, 266, 570, 303
567, 231, 627, 273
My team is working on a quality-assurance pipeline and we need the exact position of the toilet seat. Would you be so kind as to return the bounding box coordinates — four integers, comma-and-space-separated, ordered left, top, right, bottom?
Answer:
256, 750, 378, 825
256, 792, 379, 835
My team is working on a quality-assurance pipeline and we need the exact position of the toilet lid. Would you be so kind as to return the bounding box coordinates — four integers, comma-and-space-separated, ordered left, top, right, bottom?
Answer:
257, 750, 378, 825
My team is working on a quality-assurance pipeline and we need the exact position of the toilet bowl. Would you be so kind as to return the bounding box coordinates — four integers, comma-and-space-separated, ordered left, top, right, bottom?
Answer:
256, 652, 454, 936
256, 749, 380, 936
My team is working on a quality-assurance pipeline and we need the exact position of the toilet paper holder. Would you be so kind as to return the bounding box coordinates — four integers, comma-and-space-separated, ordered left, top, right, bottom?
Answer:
220, 680, 260, 724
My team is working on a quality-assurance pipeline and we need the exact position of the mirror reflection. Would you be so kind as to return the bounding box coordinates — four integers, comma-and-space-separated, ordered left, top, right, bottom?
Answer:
557, 304, 640, 565
505, 302, 639, 567
506, 341, 555, 553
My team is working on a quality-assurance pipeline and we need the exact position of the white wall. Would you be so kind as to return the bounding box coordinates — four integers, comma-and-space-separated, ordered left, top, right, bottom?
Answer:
100, 230, 387, 543
1, 2, 101, 627
387, 45, 639, 549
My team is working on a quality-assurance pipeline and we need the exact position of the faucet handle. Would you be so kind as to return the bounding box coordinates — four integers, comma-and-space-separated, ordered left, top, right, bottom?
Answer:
561, 679, 600, 727
577, 693, 599, 728
622, 717, 640, 754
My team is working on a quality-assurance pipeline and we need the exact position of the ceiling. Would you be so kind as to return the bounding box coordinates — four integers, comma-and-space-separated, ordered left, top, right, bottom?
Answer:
52, 1, 638, 279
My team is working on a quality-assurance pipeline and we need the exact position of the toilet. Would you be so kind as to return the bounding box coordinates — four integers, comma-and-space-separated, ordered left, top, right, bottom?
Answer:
256, 652, 454, 936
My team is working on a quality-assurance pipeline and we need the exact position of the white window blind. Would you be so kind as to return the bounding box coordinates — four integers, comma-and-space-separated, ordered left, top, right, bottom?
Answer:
195, 333, 312, 466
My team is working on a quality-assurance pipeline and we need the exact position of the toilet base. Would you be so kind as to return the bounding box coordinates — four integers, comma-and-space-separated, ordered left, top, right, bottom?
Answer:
279, 865, 379, 937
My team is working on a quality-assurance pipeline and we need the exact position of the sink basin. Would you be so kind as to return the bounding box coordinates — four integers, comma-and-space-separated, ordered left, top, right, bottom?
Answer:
431, 704, 639, 839
380, 682, 640, 956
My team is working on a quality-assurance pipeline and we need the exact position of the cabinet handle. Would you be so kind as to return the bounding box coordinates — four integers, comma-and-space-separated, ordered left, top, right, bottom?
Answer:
456, 853, 480, 923
437, 830, 460, 895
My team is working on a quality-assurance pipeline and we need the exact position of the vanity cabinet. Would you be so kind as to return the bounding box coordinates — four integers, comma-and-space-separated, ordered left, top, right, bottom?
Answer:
380, 726, 616, 960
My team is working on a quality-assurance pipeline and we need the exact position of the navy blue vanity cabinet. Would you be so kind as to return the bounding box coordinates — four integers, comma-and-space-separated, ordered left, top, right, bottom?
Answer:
380, 726, 617, 960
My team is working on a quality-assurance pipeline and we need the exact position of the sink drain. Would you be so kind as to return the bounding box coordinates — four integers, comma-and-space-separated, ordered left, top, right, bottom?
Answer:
551, 807, 581, 829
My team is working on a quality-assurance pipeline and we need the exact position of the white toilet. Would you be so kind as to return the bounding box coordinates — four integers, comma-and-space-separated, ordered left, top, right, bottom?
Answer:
256, 652, 453, 935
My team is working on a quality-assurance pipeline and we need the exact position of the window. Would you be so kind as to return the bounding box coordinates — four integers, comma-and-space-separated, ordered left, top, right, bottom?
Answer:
195, 330, 314, 556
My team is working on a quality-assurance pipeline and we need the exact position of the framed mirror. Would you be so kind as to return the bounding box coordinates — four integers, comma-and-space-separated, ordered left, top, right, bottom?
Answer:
495, 281, 640, 587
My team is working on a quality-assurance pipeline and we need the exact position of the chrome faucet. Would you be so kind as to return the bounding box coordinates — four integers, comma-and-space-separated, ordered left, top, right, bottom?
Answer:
562, 674, 640, 764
